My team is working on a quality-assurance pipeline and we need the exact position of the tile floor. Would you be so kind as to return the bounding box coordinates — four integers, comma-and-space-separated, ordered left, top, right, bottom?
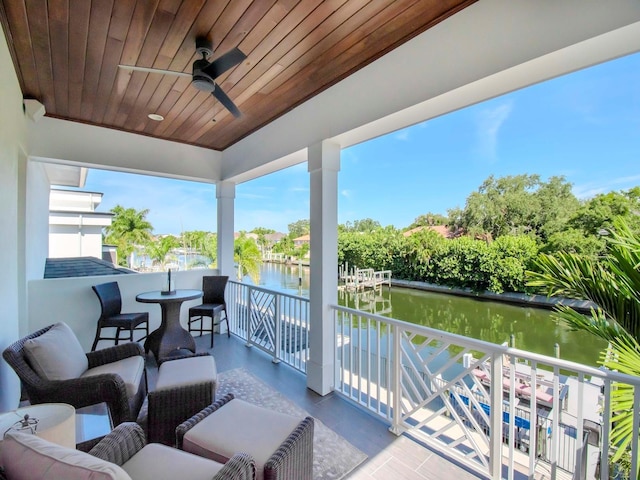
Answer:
166, 332, 486, 480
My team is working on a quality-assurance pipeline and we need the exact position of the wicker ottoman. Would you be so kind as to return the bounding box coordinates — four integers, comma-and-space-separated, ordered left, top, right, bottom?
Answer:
177, 393, 314, 480
148, 353, 217, 446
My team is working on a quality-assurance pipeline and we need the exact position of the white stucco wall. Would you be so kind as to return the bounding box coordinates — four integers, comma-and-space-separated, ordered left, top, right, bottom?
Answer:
28, 269, 217, 351
48, 225, 105, 258
26, 160, 52, 282
0, 21, 28, 410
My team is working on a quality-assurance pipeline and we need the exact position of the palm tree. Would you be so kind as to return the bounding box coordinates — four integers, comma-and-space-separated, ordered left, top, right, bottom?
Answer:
104, 205, 153, 268
181, 230, 208, 269
145, 235, 179, 270
527, 217, 640, 475
234, 234, 262, 283
200, 233, 217, 268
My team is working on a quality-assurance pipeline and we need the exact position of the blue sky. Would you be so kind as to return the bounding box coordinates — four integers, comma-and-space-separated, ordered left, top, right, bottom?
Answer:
81, 52, 640, 235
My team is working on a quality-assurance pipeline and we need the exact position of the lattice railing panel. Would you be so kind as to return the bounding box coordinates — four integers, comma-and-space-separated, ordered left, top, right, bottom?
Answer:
248, 288, 277, 351
393, 328, 494, 471
227, 281, 310, 373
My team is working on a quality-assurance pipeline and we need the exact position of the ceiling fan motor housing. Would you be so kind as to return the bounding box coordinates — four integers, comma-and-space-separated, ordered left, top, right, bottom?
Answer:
195, 37, 214, 57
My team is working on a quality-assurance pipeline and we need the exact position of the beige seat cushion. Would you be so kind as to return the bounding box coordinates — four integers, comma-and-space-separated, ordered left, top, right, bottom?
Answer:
182, 398, 301, 480
24, 322, 89, 380
156, 355, 217, 391
1, 431, 130, 480
122, 443, 223, 480
81, 355, 145, 397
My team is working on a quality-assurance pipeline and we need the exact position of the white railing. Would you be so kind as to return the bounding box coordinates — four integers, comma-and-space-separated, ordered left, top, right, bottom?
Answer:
332, 305, 640, 480
226, 280, 310, 372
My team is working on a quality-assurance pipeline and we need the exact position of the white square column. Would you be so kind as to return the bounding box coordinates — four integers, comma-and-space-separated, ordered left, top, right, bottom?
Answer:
216, 181, 235, 278
307, 141, 340, 396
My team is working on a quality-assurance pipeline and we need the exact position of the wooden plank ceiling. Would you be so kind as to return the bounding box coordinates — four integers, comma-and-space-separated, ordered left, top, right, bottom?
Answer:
0, 0, 475, 151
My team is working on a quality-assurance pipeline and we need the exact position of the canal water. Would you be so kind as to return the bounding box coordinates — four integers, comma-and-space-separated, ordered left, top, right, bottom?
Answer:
243, 263, 606, 367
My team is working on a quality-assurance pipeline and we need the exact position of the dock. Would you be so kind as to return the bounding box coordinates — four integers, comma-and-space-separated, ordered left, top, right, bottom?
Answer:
339, 267, 392, 291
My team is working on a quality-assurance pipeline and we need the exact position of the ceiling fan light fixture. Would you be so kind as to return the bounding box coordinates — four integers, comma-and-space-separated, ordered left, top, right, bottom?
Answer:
148, 113, 164, 121
192, 74, 215, 92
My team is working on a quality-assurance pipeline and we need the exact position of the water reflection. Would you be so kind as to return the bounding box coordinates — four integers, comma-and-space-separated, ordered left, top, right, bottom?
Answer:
248, 263, 605, 366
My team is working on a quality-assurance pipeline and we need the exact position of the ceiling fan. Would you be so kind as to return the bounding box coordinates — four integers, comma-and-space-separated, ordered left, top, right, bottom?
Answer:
118, 37, 246, 118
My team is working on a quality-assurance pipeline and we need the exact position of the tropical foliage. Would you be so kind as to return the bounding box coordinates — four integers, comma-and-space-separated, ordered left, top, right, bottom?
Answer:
234, 233, 262, 283
199, 233, 217, 268
334, 176, 640, 294
527, 217, 640, 474
145, 235, 179, 269
272, 236, 294, 257
338, 228, 539, 293
104, 205, 153, 267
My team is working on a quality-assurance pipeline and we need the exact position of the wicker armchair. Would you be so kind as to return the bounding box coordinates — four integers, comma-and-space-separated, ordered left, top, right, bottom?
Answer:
2, 324, 146, 427
89, 423, 256, 480
0, 423, 255, 480
177, 393, 314, 480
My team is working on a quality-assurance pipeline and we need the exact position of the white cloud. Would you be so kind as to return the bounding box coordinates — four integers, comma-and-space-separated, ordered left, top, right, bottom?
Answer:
572, 185, 606, 200
238, 192, 269, 200
611, 174, 640, 185
573, 174, 640, 199
394, 130, 410, 141
341, 189, 352, 198
475, 101, 513, 160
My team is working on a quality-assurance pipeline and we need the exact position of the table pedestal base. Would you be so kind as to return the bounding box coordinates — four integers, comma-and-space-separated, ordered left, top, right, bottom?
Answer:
144, 302, 196, 362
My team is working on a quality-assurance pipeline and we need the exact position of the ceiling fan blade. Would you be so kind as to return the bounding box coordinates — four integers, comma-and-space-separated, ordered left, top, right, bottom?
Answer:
211, 87, 241, 118
117, 64, 192, 78
201, 47, 247, 79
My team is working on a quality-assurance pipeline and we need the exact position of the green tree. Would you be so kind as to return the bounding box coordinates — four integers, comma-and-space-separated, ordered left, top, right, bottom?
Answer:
145, 235, 179, 269
528, 217, 640, 474
181, 230, 208, 253
250, 227, 276, 255
532, 175, 580, 242
234, 234, 263, 283
460, 174, 540, 239
408, 213, 448, 229
353, 218, 382, 232
180, 230, 208, 269
273, 236, 295, 257
457, 174, 579, 242
293, 242, 310, 260
543, 228, 605, 256
201, 233, 218, 268
569, 187, 640, 236
288, 219, 310, 238
104, 205, 153, 267
251, 227, 276, 235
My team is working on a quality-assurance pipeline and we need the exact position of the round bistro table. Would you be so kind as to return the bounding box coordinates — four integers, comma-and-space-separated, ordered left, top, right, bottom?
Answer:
136, 289, 203, 363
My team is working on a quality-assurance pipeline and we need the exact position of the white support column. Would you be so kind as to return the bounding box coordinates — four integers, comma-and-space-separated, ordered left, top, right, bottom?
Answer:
216, 181, 235, 278
307, 140, 340, 396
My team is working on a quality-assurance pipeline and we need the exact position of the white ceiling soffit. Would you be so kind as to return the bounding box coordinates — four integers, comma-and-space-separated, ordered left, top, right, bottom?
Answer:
29, 118, 223, 183
41, 162, 87, 188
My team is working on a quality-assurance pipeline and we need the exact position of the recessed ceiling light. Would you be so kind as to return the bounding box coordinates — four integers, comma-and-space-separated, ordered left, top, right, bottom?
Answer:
148, 113, 164, 121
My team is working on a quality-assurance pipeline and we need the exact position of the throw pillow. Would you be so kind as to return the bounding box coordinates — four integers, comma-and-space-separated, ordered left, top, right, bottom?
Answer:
24, 322, 89, 380
1, 431, 131, 480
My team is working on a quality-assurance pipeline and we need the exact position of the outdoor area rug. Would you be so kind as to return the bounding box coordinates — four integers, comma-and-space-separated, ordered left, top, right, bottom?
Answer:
216, 367, 367, 480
